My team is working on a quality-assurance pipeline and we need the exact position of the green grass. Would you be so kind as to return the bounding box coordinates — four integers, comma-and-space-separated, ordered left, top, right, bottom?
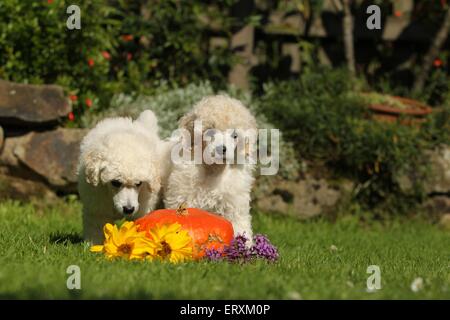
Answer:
0, 200, 449, 299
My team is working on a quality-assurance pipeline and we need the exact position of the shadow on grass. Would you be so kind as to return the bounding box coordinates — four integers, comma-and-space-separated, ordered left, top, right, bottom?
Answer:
0, 289, 164, 299
49, 232, 84, 245
0, 290, 83, 300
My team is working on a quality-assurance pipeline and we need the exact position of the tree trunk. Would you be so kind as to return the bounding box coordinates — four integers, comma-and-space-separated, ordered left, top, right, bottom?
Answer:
413, 7, 450, 93
342, 0, 356, 75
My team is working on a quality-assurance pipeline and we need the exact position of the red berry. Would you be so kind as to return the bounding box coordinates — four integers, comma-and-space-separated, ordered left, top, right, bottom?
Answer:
69, 95, 78, 102
85, 98, 93, 108
121, 34, 133, 42
433, 58, 443, 67
68, 112, 75, 121
394, 11, 402, 17
88, 58, 95, 67
127, 53, 133, 61
101, 51, 111, 60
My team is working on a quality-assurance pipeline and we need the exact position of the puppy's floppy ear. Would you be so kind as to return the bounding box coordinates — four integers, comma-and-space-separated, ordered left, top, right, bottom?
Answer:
82, 150, 105, 186
179, 111, 197, 148
244, 117, 258, 160
179, 111, 196, 132
243, 130, 257, 159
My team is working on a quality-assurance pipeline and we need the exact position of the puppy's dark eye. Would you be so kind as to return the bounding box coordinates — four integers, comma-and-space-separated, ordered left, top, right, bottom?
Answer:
231, 131, 238, 139
136, 181, 142, 187
111, 180, 122, 188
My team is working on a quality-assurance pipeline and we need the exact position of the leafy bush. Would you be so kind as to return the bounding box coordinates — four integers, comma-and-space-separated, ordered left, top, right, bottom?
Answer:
258, 67, 448, 211
0, 0, 236, 123
419, 100, 450, 147
111, 0, 236, 89
0, 0, 120, 116
80, 82, 214, 136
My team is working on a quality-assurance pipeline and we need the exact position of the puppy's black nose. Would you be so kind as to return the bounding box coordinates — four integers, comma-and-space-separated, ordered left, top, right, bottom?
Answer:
123, 206, 135, 215
216, 145, 227, 154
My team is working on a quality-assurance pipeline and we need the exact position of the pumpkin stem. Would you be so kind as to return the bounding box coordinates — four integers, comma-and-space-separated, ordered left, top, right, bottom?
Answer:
176, 202, 189, 216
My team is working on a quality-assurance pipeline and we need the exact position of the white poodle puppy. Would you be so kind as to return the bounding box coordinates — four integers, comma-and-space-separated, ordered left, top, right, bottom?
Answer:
78, 110, 163, 244
164, 95, 258, 240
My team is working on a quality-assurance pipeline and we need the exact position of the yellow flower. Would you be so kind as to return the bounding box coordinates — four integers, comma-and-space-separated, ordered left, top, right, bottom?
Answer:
147, 223, 193, 263
90, 221, 156, 260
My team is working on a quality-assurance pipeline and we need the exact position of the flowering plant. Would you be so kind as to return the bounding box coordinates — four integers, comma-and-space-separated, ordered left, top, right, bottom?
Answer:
204, 234, 279, 263
91, 221, 279, 264
90, 221, 193, 263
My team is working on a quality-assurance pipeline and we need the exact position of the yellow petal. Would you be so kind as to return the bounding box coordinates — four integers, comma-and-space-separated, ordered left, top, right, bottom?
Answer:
135, 238, 156, 249
104, 223, 114, 232
104, 243, 119, 255
154, 223, 176, 239
165, 232, 192, 250
169, 251, 191, 263
103, 223, 114, 237
120, 221, 135, 235
148, 229, 160, 242
90, 245, 104, 253
166, 222, 182, 233
144, 223, 194, 263
128, 253, 145, 260
132, 248, 152, 257
111, 224, 122, 246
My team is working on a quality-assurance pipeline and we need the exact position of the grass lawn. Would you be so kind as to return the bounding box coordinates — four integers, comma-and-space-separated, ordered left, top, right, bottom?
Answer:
0, 199, 449, 299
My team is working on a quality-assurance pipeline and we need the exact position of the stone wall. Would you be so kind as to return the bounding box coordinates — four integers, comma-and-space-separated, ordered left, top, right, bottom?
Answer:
0, 78, 449, 220
0, 80, 87, 200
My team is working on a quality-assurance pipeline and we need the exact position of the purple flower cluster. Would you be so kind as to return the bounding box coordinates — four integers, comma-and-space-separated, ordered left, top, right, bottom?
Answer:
251, 234, 279, 261
204, 234, 279, 263
223, 234, 252, 262
204, 247, 223, 261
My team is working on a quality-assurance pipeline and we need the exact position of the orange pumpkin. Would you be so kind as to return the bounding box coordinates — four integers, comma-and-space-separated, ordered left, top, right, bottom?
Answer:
135, 204, 234, 259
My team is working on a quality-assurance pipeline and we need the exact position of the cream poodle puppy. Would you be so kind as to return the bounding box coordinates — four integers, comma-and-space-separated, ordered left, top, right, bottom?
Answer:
164, 95, 258, 240
78, 110, 164, 244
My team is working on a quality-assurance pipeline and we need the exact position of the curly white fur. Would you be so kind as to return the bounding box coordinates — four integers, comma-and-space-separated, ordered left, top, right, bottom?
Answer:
163, 95, 257, 240
78, 110, 164, 244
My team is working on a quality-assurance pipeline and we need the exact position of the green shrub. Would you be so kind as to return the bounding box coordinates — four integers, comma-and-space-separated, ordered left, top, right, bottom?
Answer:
0, 0, 236, 123
110, 0, 236, 89
419, 102, 450, 147
0, 0, 120, 118
80, 82, 213, 138
258, 67, 448, 212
